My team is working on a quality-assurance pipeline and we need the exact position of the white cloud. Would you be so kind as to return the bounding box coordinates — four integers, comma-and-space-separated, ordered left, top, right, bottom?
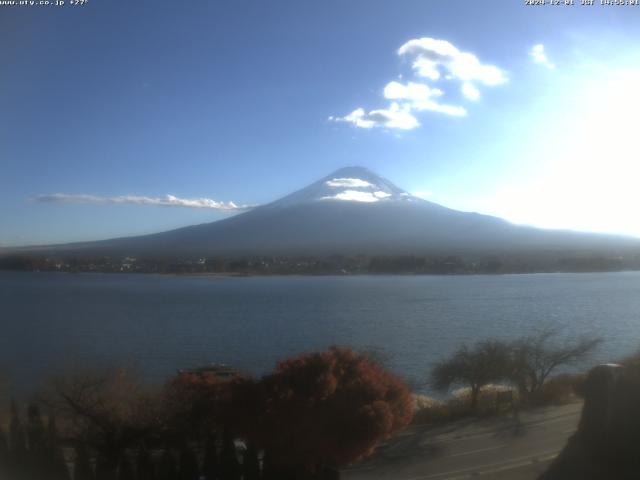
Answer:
331, 37, 505, 130
326, 178, 374, 188
321, 190, 391, 203
383, 81, 443, 102
410, 57, 441, 81
461, 82, 480, 101
398, 38, 507, 85
412, 100, 467, 117
330, 102, 419, 130
33, 193, 251, 211
530, 44, 555, 69
382, 80, 466, 117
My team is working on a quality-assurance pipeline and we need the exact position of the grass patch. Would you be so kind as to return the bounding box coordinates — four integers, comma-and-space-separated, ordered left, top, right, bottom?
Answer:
412, 376, 585, 426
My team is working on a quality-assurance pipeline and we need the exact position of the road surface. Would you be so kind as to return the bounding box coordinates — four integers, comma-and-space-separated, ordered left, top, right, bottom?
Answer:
342, 402, 582, 480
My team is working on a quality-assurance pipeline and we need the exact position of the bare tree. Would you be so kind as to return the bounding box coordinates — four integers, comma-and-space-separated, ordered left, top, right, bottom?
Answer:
0, 373, 8, 407
42, 367, 160, 477
508, 328, 601, 398
430, 340, 511, 410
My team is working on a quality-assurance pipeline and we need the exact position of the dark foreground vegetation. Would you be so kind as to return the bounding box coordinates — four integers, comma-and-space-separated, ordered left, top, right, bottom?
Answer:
2, 250, 640, 275
0, 329, 606, 480
0, 347, 413, 480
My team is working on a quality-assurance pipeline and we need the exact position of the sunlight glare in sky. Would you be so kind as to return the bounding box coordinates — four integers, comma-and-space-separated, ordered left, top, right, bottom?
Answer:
475, 67, 640, 237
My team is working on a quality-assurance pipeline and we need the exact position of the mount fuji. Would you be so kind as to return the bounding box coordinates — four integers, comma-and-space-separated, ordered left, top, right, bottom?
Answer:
24, 167, 640, 257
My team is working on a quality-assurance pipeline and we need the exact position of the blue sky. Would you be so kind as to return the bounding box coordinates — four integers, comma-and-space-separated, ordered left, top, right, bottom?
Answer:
2, 0, 640, 246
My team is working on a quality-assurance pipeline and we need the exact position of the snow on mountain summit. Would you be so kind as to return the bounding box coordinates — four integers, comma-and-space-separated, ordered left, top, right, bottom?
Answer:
325, 177, 373, 188
267, 166, 418, 208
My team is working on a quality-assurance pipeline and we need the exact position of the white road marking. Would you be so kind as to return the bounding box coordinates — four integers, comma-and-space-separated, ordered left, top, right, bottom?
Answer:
446, 444, 508, 458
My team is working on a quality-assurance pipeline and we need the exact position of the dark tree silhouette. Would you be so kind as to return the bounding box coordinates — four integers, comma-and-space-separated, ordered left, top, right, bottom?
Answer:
508, 329, 601, 399
26, 403, 46, 454
9, 400, 26, 453
74, 445, 95, 480
116, 455, 134, 480
95, 451, 117, 480
158, 448, 178, 480
0, 426, 9, 478
261, 450, 276, 480
260, 449, 296, 480
46, 414, 60, 451
44, 414, 71, 480
201, 436, 219, 480
136, 447, 156, 480
431, 340, 511, 410
9, 400, 27, 477
178, 446, 199, 480
46, 368, 158, 478
220, 428, 240, 480
242, 442, 260, 480
23, 403, 48, 479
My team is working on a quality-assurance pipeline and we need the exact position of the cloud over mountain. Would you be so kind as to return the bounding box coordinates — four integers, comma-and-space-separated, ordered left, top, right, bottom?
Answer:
33, 193, 251, 211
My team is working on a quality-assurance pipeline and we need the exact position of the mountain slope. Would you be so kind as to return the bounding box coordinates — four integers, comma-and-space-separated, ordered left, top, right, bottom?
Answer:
22, 166, 640, 257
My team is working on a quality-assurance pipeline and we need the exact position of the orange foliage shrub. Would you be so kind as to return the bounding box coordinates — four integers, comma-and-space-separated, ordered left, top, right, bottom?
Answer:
233, 347, 413, 472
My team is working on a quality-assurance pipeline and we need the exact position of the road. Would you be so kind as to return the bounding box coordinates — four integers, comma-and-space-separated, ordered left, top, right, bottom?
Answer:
342, 402, 582, 480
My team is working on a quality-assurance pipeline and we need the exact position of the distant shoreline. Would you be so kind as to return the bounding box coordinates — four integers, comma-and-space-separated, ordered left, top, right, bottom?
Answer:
3, 268, 640, 278
3, 250, 640, 277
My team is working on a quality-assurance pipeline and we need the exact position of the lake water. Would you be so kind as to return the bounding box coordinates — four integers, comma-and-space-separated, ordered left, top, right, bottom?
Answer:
2, 271, 640, 395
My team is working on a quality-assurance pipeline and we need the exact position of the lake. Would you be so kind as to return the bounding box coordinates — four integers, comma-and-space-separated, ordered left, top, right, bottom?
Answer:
1, 271, 640, 395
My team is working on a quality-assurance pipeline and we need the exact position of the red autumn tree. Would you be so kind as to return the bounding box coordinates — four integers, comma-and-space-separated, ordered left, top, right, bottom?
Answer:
161, 369, 237, 441
236, 347, 413, 475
